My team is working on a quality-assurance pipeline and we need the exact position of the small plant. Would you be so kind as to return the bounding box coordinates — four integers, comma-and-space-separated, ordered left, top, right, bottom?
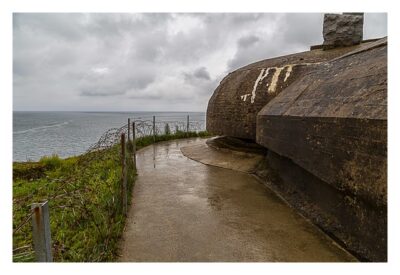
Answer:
164, 123, 171, 135
39, 154, 62, 170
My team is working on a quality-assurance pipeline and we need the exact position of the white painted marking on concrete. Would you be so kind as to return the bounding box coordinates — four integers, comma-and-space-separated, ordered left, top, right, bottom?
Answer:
268, 67, 284, 94
240, 94, 251, 102
284, 65, 293, 82
260, 68, 271, 82
240, 61, 323, 103
250, 69, 265, 103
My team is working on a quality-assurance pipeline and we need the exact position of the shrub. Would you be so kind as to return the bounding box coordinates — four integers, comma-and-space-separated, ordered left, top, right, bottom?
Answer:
39, 154, 63, 170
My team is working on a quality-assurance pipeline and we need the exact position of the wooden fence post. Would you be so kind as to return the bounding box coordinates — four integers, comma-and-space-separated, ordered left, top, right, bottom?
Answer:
153, 115, 156, 142
132, 121, 136, 170
121, 133, 127, 216
128, 118, 131, 142
31, 201, 53, 262
187, 115, 189, 136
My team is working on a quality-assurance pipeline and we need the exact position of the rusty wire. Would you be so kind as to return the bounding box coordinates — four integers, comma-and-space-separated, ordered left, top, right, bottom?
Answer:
13, 209, 34, 234
130, 119, 205, 138
13, 122, 132, 262
13, 116, 206, 261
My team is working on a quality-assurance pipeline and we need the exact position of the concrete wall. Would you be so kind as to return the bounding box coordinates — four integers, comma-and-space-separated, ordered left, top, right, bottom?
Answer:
206, 46, 360, 140
206, 37, 387, 261
256, 40, 387, 261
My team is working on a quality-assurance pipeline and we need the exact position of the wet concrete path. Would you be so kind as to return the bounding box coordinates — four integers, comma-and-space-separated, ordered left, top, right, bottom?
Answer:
118, 138, 356, 262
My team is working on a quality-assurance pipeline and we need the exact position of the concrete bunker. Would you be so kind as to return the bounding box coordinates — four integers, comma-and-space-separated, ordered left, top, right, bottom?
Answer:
206, 13, 387, 261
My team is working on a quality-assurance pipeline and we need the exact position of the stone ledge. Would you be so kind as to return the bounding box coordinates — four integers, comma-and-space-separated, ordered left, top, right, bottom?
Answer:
181, 138, 265, 173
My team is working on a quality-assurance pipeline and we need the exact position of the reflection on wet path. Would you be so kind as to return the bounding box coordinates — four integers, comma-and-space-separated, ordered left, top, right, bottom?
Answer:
118, 138, 356, 262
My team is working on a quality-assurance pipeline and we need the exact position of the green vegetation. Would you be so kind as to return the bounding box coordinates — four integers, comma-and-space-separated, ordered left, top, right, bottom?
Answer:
39, 154, 63, 169
13, 144, 134, 262
135, 130, 210, 148
13, 130, 211, 262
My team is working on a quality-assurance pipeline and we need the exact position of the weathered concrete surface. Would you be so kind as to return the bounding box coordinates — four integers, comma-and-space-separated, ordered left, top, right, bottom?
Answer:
255, 151, 385, 262
257, 39, 387, 261
206, 136, 268, 155
181, 143, 264, 173
118, 138, 356, 262
257, 40, 387, 205
206, 43, 370, 141
181, 137, 266, 173
323, 13, 364, 50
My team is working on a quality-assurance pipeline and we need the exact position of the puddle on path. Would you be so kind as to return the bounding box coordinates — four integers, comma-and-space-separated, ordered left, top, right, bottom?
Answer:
119, 138, 356, 262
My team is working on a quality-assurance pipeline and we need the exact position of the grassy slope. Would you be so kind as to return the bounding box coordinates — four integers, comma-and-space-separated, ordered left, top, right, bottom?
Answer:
13, 131, 210, 262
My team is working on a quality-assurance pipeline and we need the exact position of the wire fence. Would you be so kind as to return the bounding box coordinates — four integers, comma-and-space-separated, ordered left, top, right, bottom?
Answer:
133, 117, 205, 138
13, 123, 133, 262
12, 115, 206, 262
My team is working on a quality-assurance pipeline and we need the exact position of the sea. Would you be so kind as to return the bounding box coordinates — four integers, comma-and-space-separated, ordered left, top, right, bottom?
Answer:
13, 111, 206, 162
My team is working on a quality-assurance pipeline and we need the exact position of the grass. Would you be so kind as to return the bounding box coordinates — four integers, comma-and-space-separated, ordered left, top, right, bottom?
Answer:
135, 130, 210, 149
38, 154, 63, 169
13, 130, 211, 262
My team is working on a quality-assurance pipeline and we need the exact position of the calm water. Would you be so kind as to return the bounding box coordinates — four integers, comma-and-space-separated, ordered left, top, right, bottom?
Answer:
13, 111, 206, 162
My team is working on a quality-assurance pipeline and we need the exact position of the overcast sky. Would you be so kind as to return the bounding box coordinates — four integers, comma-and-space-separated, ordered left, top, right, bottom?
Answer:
13, 13, 387, 112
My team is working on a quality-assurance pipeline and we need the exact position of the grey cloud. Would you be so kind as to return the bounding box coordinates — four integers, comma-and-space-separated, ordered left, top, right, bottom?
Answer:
192, 67, 211, 80
13, 59, 32, 77
226, 12, 386, 71
278, 13, 325, 46
183, 67, 213, 99
228, 37, 285, 71
13, 13, 387, 112
200, 13, 266, 28
125, 75, 156, 90
80, 89, 126, 97
238, 35, 260, 48
364, 13, 387, 39
78, 66, 156, 97
128, 93, 162, 100
14, 13, 87, 41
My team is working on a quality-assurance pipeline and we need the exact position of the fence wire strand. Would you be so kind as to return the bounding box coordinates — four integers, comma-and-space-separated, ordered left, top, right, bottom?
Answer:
13, 115, 206, 262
